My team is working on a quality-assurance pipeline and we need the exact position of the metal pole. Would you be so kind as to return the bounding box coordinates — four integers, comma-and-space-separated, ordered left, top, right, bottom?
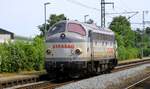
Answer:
101, 0, 114, 28
44, 4, 46, 38
141, 11, 145, 59
101, 0, 105, 28
84, 15, 89, 23
141, 11, 148, 59
44, 2, 50, 40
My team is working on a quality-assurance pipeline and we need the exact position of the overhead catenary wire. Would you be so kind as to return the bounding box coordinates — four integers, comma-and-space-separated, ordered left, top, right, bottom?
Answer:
106, 11, 139, 15
106, 0, 135, 16
119, 0, 132, 12
65, 0, 140, 28
65, 0, 100, 11
65, 0, 136, 17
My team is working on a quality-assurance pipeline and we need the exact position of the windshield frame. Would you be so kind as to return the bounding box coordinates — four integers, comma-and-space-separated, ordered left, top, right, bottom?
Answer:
67, 23, 86, 36
47, 21, 66, 36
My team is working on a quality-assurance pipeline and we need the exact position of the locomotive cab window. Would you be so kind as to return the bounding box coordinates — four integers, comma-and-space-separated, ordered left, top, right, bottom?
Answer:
68, 23, 86, 36
48, 22, 66, 35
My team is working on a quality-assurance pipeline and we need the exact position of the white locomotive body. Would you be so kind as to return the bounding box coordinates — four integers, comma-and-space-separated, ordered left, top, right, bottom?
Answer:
45, 20, 117, 78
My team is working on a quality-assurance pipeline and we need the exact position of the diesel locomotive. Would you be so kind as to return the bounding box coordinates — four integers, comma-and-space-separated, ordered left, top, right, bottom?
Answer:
45, 20, 118, 78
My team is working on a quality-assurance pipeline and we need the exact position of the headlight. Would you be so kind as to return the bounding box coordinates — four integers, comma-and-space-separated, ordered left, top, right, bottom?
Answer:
60, 33, 66, 39
46, 49, 51, 55
75, 48, 82, 55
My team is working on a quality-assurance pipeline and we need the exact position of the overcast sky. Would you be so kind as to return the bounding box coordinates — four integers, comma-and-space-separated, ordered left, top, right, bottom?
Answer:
0, 0, 150, 37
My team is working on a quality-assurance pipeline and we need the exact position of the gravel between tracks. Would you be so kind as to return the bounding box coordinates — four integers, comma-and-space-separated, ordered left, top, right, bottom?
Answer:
56, 64, 150, 89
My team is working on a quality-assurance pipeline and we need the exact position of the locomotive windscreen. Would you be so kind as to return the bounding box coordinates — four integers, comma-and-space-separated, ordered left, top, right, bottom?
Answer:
68, 23, 86, 36
48, 22, 66, 35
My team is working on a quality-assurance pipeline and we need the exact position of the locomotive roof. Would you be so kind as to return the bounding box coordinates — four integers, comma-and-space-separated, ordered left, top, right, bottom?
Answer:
66, 20, 114, 35
56, 20, 115, 35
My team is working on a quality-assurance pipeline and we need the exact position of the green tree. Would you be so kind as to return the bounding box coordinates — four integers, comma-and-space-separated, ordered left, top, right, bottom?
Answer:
109, 16, 140, 60
109, 16, 135, 47
143, 27, 150, 56
134, 28, 142, 48
134, 27, 150, 57
145, 27, 150, 34
38, 14, 67, 36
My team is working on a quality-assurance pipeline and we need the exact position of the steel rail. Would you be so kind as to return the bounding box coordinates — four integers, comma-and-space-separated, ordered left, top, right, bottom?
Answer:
124, 75, 150, 89
114, 59, 150, 72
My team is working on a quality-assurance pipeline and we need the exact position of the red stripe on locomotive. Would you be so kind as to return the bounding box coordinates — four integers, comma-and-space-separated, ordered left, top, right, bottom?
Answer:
52, 44, 75, 48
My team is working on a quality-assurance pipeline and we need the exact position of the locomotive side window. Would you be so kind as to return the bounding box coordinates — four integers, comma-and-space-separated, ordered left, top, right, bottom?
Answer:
68, 23, 86, 36
48, 22, 66, 35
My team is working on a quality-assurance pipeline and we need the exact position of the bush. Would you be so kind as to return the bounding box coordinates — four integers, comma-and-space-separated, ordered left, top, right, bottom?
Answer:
143, 48, 150, 57
117, 46, 140, 61
0, 37, 45, 73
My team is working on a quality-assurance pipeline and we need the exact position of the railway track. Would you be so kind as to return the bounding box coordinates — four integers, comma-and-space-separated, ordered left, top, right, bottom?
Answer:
114, 58, 150, 72
3, 58, 150, 89
6, 80, 76, 89
125, 74, 150, 89
0, 75, 39, 89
